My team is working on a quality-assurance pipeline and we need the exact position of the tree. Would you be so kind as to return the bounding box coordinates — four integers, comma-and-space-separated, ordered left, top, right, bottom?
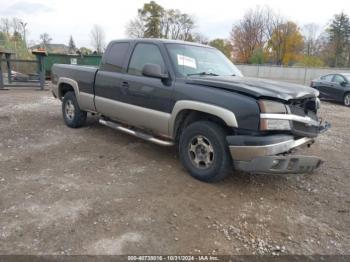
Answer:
0, 17, 31, 60
126, 13, 145, 38
78, 47, 93, 55
209, 38, 233, 59
268, 21, 304, 65
68, 35, 76, 54
90, 24, 106, 54
298, 56, 325, 67
0, 18, 11, 38
19, 20, 28, 46
39, 33, 52, 49
139, 1, 164, 38
230, 6, 272, 63
12, 18, 21, 37
126, 1, 196, 41
249, 48, 265, 64
161, 10, 195, 40
303, 23, 320, 56
327, 12, 350, 67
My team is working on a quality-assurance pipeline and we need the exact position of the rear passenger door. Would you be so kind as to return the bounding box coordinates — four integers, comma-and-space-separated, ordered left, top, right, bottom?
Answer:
318, 74, 334, 99
330, 74, 347, 101
94, 41, 130, 106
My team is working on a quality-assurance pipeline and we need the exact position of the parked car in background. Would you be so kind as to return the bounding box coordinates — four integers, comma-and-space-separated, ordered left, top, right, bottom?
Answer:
310, 73, 350, 106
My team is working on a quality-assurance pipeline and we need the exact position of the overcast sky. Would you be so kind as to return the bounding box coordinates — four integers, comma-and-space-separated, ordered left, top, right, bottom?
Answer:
0, 0, 349, 48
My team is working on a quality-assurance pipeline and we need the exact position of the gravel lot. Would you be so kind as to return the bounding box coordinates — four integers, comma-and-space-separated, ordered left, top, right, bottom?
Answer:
0, 89, 349, 255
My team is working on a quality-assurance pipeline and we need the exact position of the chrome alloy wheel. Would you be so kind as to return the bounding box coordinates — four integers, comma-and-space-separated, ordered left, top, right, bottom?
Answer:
188, 135, 215, 169
344, 94, 350, 106
65, 100, 75, 120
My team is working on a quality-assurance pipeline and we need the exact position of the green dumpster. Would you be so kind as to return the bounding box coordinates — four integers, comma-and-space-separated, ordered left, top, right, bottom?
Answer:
44, 53, 102, 78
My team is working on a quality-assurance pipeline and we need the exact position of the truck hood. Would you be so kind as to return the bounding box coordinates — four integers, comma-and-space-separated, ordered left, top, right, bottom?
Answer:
186, 76, 319, 101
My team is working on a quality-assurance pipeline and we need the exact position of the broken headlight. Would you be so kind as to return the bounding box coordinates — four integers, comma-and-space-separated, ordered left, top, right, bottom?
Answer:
259, 100, 291, 131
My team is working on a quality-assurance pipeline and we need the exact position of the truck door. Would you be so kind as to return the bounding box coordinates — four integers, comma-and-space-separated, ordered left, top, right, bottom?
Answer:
116, 42, 174, 136
94, 41, 130, 108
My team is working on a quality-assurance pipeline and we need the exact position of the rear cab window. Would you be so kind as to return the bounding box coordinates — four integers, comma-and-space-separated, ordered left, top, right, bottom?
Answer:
102, 42, 130, 72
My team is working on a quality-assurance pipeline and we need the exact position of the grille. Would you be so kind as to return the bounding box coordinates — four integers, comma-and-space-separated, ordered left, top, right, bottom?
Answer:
288, 98, 319, 137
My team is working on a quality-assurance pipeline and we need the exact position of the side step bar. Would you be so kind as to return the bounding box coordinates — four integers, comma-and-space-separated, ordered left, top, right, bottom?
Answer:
99, 119, 174, 146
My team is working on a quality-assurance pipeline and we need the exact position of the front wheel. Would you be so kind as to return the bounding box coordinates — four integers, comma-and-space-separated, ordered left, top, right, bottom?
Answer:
179, 121, 232, 182
344, 93, 350, 106
62, 91, 87, 128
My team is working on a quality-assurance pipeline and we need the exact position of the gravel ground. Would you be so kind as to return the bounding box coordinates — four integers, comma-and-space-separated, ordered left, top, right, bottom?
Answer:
0, 89, 349, 255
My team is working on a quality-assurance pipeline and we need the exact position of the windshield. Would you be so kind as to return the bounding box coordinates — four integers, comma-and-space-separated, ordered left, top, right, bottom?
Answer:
166, 43, 243, 77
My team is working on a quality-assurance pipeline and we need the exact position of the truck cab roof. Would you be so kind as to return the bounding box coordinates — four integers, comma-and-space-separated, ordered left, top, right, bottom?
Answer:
108, 38, 213, 48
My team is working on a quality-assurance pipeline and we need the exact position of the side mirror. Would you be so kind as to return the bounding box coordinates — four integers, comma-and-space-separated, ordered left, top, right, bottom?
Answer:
341, 81, 347, 86
142, 63, 168, 79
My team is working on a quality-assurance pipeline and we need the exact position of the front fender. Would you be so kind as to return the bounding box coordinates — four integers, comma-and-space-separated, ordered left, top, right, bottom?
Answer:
168, 100, 238, 137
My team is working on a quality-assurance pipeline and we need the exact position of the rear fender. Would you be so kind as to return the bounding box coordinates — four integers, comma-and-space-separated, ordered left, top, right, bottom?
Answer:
58, 77, 95, 112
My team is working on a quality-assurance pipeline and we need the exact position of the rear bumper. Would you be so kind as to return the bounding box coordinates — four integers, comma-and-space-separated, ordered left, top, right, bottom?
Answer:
227, 134, 324, 174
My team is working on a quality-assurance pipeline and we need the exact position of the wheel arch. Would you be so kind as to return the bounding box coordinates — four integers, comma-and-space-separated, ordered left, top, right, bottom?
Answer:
57, 77, 80, 100
169, 100, 238, 141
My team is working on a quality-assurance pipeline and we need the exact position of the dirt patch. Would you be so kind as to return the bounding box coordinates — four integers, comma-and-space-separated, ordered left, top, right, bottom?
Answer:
0, 89, 349, 255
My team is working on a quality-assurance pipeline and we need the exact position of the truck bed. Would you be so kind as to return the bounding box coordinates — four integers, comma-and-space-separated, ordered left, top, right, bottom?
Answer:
52, 64, 98, 94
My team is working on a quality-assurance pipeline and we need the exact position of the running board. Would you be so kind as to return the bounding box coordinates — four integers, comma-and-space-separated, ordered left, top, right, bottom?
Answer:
99, 119, 174, 146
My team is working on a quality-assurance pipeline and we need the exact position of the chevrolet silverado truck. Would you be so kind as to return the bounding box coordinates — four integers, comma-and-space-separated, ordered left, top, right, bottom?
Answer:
51, 39, 330, 182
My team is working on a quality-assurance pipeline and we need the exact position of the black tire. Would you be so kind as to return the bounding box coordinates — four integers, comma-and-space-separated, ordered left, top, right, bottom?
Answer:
344, 92, 350, 107
179, 121, 232, 182
62, 91, 87, 128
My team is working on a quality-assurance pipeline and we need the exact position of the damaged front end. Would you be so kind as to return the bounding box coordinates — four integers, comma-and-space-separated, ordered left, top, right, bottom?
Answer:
228, 97, 330, 174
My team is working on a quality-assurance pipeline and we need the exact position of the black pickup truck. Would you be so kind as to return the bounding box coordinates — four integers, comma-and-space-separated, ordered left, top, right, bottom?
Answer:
51, 39, 329, 182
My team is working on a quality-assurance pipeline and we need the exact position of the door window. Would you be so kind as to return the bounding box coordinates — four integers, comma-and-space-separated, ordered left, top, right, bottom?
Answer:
128, 43, 166, 76
321, 74, 333, 82
332, 75, 345, 84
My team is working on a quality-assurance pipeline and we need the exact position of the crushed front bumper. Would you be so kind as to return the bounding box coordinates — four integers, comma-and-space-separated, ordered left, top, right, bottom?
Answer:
234, 155, 323, 174
227, 134, 324, 174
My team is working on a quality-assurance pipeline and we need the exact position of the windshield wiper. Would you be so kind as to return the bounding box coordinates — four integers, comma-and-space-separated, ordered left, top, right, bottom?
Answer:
187, 72, 220, 77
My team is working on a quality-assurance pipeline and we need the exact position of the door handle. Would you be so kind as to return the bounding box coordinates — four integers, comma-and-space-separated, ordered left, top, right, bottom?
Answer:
121, 81, 129, 88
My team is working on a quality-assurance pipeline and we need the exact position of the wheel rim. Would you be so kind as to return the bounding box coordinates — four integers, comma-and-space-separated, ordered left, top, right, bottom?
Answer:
345, 94, 350, 106
65, 100, 75, 120
188, 135, 214, 169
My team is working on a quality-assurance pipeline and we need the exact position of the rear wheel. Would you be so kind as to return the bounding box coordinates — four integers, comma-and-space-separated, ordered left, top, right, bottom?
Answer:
179, 121, 232, 182
62, 91, 87, 128
344, 93, 350, 106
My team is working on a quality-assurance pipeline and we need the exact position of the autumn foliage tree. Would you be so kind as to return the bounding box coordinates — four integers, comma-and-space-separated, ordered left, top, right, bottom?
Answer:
209, 38, 233, 59
230, 7, 270, 63
126, 1, 196, 41
268, 21, 304, 65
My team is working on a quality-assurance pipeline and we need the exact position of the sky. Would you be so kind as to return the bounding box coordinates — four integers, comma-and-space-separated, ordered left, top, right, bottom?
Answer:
0, 0, 350, 48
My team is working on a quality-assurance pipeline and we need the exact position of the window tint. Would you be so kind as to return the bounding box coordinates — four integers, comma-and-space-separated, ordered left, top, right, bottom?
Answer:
128, 43, 165, 76
321, 74, 333, 82
332, 75, 345, 83
104, 42, 130, 72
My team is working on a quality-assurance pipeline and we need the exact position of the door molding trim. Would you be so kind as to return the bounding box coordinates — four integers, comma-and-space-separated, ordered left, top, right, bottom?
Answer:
95, 96, 171, 136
